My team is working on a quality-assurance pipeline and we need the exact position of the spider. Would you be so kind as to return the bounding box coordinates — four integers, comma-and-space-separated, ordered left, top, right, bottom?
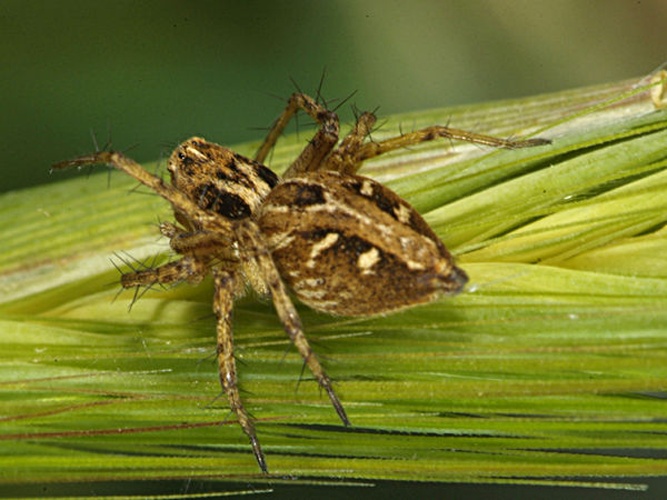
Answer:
53, 92, 550, 473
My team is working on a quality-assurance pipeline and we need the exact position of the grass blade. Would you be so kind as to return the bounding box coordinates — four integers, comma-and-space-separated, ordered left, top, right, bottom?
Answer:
1, 75, 666, 494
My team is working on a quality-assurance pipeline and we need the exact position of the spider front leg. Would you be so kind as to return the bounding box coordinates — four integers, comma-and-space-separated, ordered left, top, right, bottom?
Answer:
324, 115, 551, 175
211, 267, 269, 473
52, 151, 231, 233
255, 92, 340, 178
119, 222, 220, 290
120, 221, 268, 471
160, 222, 234, 262
119, 256, 207, 289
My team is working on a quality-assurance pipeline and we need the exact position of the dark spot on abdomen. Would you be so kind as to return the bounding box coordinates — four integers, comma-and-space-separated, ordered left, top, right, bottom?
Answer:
293, 183, 326, 206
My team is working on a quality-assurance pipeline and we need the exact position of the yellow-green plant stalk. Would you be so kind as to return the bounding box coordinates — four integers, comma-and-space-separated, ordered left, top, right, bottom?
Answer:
1, 75, 666, 496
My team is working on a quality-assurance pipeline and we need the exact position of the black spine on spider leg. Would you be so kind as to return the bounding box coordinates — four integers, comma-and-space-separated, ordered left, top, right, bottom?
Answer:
110, 252, 161, 309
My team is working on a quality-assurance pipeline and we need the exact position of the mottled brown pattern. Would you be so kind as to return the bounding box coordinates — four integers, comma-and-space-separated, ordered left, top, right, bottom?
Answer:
53, 91, 550, 473
258, 171, 465, 316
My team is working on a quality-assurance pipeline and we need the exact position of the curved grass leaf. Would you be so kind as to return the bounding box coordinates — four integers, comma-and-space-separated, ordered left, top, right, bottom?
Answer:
1, 75, 666, 496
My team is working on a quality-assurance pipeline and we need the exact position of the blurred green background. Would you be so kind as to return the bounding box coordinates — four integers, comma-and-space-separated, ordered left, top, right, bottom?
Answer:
2, 0, 667, 194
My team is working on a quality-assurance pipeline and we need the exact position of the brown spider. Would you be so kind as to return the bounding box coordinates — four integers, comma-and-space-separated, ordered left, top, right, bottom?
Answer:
53, 92, 549, 472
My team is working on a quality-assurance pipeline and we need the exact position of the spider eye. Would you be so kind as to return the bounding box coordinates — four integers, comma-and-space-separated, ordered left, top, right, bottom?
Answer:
178, 152, 187, 161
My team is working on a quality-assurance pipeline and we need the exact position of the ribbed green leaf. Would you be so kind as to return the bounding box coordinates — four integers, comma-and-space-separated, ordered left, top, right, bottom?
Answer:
1, 76, 666, 495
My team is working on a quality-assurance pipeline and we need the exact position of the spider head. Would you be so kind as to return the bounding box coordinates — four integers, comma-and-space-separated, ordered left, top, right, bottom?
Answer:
168, 137, 279, 223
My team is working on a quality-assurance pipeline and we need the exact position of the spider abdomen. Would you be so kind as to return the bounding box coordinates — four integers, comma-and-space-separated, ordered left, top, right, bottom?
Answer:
257, 171, 468, 316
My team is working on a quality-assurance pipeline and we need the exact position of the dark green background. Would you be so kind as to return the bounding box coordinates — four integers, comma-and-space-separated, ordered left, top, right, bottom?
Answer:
2, 0, 666, 194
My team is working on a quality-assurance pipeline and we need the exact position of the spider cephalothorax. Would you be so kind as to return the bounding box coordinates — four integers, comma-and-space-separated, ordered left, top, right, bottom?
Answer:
53, 92, 549, 473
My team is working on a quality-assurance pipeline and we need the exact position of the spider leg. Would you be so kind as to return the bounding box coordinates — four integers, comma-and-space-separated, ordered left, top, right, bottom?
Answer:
237, 220, 350, 427
254, 92, 340, 178
160, 222, 233, 261
212, 267, 268, 474
328, 121, 551, 174
157, 223, 269, 471
119, 256, 207, 288
322, 111, 377, 174
52, 151, 232, 233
